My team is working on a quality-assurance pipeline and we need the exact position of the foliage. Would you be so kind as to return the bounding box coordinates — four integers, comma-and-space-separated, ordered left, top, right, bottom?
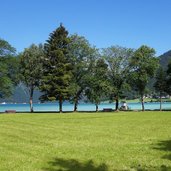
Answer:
39, 24, 72, 112
85, 58, 109, 111
0, 38, 16, 98
19, 44, 44, 112
154, 67, 168, 110
0, 38, 15, 57
154, 67, 167, 93
103, 46, 133, 110
166, 61, 171, 94
68, 34, 98, 111
0, 61, 13, 98
129, 45, 159, 111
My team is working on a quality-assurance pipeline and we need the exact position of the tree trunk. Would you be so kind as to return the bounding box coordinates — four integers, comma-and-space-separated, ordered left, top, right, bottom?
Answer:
141, 94, 145, 111
95, 104, 98, 112
74, 97, 78, 112
29, 88, 34, 113
115, 96, 119, 111
74, 90, 82, 112
59, 96, 63, 113
160, 92, 162, 111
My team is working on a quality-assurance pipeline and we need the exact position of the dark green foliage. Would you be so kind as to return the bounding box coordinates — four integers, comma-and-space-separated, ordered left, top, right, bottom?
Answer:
5, 56, 20, 85
154, 67, 167, 93
166, 61, 171, 94
68, 34, 98, 111
85, 58, 109, 111
129, 45, 159, 111
154, 67, 167, 110
0, 61, 12, 98
0, 39, 15, 57
0, 38, 16, 98
40, 24, 72, 112
20, 44, 44, 112
103, 46, 133, 110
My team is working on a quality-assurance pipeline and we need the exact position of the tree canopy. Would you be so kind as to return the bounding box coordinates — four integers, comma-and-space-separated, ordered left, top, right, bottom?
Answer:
1, 26, 170, 112
103, 46, 133, 110
129, 45, 159, 111
68, 34, 98, 111
0, 39, 17, 98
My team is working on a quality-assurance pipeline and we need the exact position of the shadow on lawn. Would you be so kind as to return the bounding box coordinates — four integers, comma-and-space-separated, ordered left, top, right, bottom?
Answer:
130, 140, 171, 170
43, 158, 108, 171
43, 157, 171, 171
131, 165, 171, 171
153, 140, 171, 161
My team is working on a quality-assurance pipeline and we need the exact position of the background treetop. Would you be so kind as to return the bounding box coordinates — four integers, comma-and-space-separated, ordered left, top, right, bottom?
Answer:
0, 39, 16, 57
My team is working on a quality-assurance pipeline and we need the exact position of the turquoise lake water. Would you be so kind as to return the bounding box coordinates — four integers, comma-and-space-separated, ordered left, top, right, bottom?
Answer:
0, 102, 171, 112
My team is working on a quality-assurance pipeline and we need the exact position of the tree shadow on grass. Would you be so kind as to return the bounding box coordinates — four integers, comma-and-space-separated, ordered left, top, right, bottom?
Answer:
43, 158, 109, 171
153, 140, 171, 161
43, 157, 171, 171
130, 165, 171, 171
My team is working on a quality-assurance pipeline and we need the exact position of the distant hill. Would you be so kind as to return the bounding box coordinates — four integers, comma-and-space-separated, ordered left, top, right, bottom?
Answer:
159, 50, 171, 70
0, 84, 41, 103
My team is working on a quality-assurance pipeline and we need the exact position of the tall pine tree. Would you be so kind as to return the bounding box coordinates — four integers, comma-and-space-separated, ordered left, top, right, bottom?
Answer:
40, 24, 72, 112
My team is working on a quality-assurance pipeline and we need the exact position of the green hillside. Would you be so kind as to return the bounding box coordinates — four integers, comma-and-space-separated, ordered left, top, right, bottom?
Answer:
159, 50, 171, 69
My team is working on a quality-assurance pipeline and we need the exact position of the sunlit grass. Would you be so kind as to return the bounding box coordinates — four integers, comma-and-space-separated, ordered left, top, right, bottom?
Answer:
0, 111, 171, 170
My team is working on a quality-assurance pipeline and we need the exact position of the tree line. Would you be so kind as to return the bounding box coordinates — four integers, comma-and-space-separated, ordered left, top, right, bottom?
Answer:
0, 24, 171, 112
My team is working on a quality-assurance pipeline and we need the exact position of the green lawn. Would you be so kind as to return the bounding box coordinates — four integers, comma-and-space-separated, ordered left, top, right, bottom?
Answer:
0, 112, 171, 171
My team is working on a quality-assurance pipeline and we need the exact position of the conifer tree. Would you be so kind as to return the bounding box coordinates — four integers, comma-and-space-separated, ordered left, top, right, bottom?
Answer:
40, 24, 72, 112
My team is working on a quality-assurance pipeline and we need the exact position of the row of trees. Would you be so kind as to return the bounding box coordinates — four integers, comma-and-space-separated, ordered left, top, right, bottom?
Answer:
1, 24, 171, 112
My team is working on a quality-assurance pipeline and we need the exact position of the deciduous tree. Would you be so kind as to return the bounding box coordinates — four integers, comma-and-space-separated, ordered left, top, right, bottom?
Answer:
85, 58, 109, 112
103, 46, 133, 110
129, 45, 159, 111
68, 34, 97, 111
20, 44, 44, 112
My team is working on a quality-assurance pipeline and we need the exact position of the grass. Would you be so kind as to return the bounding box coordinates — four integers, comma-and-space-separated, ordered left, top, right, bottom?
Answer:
0, 111, 171, 171
103, 98, 171, 103
124, 98, 171, 103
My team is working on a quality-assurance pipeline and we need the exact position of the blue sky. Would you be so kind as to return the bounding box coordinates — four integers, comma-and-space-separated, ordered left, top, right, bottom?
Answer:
0, 0, 171, 56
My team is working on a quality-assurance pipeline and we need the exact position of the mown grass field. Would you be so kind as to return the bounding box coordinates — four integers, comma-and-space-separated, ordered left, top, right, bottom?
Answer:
0, 111, 171, 171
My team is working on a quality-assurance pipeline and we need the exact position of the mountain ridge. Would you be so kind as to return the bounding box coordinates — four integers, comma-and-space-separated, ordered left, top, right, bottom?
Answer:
159, 50, 171, 69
